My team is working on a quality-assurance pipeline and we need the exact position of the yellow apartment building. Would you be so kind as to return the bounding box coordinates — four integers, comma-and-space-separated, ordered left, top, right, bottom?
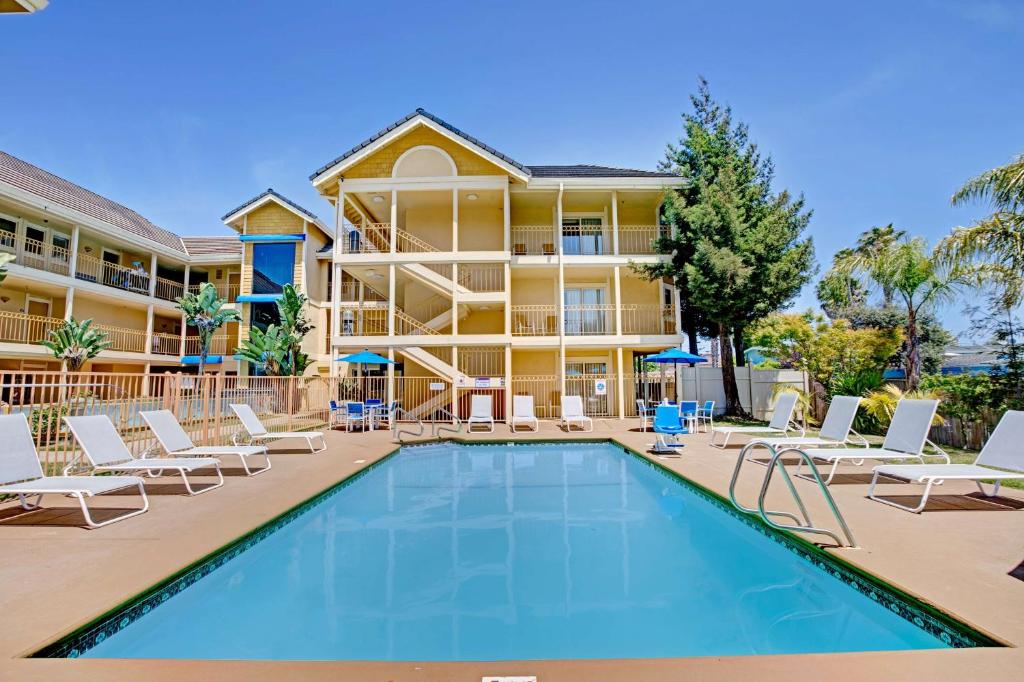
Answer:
316, 109, 686, 420
0, 109, 687, 419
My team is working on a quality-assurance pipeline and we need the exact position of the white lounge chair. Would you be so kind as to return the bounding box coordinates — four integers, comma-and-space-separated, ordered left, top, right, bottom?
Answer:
141, 410, 272, 476
467, 394, 494, 433
710, 392, 802, 448
869, 409, 1024, 513
229, 403, 327, 453
0, 414, 148, 528
511, 395, 539, 432
561, 395, 593, 432
65, 415, 224, 496
747, 395, 866, 462
797, 399, 949, 485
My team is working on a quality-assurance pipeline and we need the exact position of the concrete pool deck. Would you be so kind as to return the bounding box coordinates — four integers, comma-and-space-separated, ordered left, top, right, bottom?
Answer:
0, 421, 1021, 680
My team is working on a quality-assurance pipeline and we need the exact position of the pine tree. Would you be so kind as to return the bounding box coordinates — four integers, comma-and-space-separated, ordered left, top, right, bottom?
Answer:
636, 79, 814, 415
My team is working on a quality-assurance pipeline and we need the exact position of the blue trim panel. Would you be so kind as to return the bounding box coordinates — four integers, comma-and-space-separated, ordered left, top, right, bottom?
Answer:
181, 355, 223, 365
239, 234, 306, 242
236, 294, 283, 303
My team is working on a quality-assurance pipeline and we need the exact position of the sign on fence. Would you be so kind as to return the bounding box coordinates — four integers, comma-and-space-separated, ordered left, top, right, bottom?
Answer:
594, 379, 607, 396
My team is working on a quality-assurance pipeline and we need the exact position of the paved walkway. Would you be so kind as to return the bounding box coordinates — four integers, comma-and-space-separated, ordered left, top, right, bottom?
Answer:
1, 420, 1021, 680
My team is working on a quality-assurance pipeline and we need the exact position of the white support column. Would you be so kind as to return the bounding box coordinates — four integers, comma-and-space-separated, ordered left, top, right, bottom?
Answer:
451, 263, 459, 335
673, 285, 683, 338
387, 347, 395, 407
613, 266, 623, 335
332, 185, 345, 375
504, 344, 512, 420
68, 225, 80, 278
502, 180, 510, 253
387, 264, 396, 335
452, 188, 459, 253
503, 262, 511, 335
390, 190, 398, 253
64, 287, 75, 321
556, 183, 566, 397
611, 190, 619, 256
142, 362, 152, 397
148, 253, 158, 297
144, 304, 154, 355
179, 311, 187, 356
616, 346, 625, 420
183, 264, 191, 294
451, 346, 459, 382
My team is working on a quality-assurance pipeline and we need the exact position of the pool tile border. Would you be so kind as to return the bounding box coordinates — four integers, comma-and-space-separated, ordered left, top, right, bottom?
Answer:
35, 438, 999, 658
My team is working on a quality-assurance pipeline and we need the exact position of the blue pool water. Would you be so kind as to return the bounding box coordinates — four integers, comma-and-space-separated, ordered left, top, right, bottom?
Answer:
82, 442, 952, 660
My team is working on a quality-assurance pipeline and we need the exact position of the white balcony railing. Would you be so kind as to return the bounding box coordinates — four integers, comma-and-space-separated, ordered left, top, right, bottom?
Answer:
510, 226, 556, 256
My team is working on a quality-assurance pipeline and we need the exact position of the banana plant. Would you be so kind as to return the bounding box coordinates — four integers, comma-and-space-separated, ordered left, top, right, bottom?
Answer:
235, 324, 310, 376
0, 252, 14, 283
176, 282, 241, 376
40, 317, 112, 372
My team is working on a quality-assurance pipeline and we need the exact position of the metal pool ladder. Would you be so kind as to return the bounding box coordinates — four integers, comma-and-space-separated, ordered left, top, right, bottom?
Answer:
729, 441, 858, 548
392, 408, 463, 442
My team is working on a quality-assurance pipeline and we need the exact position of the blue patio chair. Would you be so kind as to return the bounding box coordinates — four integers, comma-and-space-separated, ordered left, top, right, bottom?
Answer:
679, 400, 699, 432
374, 400, 399, 428
697, 400, 715, 432
345, 402, 369, 432
651, 404, 688, 453
328, 400, 343, 428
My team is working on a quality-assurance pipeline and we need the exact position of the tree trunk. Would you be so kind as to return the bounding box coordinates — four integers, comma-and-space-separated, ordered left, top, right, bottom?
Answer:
733, 325, 746, 367
905, 308, 920, 391
719, 323, 747, 417
682, 308, 699, 356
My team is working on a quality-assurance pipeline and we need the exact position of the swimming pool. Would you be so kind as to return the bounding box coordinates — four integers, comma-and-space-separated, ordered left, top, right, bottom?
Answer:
45, 441, 990, 660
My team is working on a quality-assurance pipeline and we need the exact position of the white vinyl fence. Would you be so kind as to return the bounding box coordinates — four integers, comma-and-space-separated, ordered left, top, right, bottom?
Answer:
675, 367, 808, 420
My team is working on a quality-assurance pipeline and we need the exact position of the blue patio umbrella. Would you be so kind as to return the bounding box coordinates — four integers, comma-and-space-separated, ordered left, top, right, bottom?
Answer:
335, 349, 395, 400
644, 348, 708, 403
335, 349, 395, 365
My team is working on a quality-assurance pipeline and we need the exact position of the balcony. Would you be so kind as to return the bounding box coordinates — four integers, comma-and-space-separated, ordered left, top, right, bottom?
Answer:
74, 252, 151, 295
183, 334, 232, 356
510, 226, 556, 256
510, 304, 676, 336
0, 310, 64, 345
186, 282, 240, 301
617, 225, 666, 255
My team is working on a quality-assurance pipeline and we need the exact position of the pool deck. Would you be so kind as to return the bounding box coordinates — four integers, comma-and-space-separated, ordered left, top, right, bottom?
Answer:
1, 420, 1022, 680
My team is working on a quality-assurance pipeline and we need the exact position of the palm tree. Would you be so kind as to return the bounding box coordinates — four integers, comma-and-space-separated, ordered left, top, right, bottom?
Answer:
853, 224, 906, 305
942, 152, 1024, 310
40, 318, 112, 372
830, 234, 967, 390
176, 282, 241, 376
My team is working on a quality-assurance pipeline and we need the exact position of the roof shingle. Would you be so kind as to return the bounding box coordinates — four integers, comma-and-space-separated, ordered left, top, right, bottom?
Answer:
0, 150, 186, 253
526, 165, 676, 178
181, 236, 242, 257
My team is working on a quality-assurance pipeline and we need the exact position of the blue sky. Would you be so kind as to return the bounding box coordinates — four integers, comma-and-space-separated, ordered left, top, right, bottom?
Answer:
2, 1, 1022, 338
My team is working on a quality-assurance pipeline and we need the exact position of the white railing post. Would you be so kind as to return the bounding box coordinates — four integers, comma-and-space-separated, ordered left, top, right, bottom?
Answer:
69, 225, 80, 278
148, 253, 158, 297
611, 190, 619, 256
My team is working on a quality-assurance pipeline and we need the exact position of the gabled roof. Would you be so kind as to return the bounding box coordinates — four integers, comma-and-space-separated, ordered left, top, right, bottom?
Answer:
0, 150, 187, 254
181, 236, 242, 257
309, 109, 680, 188
526, 165, 676, 178
309, 108, 530, 184
220, 188, 322, 224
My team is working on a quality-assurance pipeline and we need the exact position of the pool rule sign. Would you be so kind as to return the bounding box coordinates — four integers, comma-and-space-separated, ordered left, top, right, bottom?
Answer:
594, 379, 607, 395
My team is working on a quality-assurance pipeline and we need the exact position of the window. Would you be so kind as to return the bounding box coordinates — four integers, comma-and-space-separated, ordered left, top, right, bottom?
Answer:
0, 216, 16, 249
250, 302, 279, 332
564, 287, 607, 335
251, 242, 295, 294
562, 217, 604, 255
